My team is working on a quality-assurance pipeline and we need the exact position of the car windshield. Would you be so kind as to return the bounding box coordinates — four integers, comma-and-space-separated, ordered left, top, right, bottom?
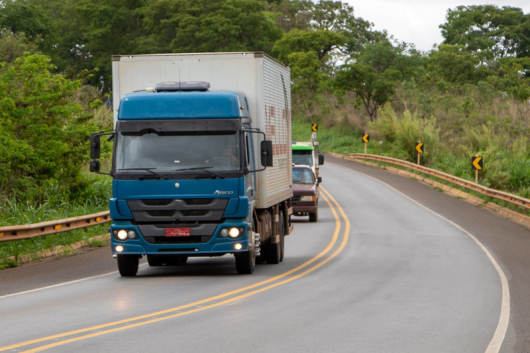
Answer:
293, 168, 315, 184
115, 131, 240, 173
292, 150, 313, 166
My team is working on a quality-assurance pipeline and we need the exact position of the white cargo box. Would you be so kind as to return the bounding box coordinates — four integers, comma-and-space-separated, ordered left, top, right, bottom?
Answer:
112, 52, 292, 209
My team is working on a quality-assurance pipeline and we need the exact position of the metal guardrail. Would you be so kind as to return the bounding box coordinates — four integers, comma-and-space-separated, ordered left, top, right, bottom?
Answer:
0, 211, 111, 243
348, 153, 530, 213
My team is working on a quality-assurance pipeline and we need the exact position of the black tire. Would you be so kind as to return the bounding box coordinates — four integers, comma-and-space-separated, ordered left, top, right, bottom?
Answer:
117, 255, 139, 277
147, 255, 163, 267
279, 212, 285, 262
255, 254, 266, 264
309, 209, 318, 222
177, 255, 188, 264
265, 238, 280, 264
235, 249, 255, 274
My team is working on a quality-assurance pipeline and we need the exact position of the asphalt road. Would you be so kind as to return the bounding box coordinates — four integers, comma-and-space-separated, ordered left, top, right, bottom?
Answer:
1, 156, 529, 352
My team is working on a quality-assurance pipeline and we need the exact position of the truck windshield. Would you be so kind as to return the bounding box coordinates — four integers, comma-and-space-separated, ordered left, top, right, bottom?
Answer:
115, 131, 241, 173
292, 150, 313, 166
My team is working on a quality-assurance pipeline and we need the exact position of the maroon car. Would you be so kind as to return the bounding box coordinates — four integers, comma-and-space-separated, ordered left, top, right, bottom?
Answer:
292, 165, 321, 222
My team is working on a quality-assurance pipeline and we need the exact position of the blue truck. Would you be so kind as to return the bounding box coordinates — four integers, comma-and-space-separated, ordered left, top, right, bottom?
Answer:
90, 52, 293, 276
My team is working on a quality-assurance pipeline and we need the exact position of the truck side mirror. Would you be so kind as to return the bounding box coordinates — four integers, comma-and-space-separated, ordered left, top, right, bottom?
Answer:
319, 154, 325, 165
261, 140, 273, 167
90, 160, 101, 173
318, 176, 322, 184
90, 133, 101, 160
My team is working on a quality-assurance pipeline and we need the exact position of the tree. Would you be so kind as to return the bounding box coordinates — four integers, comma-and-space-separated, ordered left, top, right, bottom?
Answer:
288, 51, 326, 92
334, 63, 396, 121
440, 5, 530, 63
267, 0, 313, 33
273, 28, 346, 64
66, 0, 146, 91
358, 41, 425, 80
427, 44, 484, 84
138, 0, 283, 55
0, 53, 93, 203
311, 0, 386, 57
0, 32, 38, 64
0, 0, 51, 39
273, 28, 345, 92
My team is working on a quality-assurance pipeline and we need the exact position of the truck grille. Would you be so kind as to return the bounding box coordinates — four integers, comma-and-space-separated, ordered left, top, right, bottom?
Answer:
127, 198, 229, 223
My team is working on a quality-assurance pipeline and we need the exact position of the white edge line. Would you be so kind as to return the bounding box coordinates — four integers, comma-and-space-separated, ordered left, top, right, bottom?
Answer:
0, 264, 148, 300
335, 163, 510, 353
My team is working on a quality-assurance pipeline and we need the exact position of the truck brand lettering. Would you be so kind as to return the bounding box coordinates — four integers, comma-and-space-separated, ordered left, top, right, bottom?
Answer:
214, 190, 234, 195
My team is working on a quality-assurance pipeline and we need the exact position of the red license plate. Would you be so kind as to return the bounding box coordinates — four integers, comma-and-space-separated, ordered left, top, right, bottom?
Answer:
165, 228, 191, 237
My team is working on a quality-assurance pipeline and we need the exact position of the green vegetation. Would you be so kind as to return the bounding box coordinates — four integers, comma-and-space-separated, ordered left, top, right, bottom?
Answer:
0, 224, 109, 269
0, 171, 112, 269
1, 1, 530, 266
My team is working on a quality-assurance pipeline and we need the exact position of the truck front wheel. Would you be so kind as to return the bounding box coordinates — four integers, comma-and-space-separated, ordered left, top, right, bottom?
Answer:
235, 248, 255, 274
117, 255, 139, 277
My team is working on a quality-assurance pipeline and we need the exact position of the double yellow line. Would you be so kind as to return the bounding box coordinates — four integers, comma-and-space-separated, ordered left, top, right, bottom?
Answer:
1, 187, 350, 352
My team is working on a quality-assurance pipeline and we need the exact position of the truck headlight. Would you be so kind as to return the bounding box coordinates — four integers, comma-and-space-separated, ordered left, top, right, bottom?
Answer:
300, 195, 315, 202
229, 228, 240, 238
117, 230, 128, 240
218, 227, 245, 239
114, 229, 137, 240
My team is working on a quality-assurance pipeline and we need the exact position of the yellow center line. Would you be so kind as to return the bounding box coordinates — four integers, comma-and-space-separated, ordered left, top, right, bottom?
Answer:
2, 188, 349, 352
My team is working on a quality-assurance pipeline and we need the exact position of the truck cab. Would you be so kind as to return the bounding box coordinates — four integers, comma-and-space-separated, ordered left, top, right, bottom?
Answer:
292, 133, 324, 178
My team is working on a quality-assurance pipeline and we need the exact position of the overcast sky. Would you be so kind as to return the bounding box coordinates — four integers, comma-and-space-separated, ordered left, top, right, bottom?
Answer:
348, 1, 530, 52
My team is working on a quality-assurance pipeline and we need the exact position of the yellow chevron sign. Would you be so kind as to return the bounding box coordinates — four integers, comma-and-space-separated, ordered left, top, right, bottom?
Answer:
472, 156, 483, 170
362, 133, 370, 143
311, 124, 318, 132
415, 142, 424, 154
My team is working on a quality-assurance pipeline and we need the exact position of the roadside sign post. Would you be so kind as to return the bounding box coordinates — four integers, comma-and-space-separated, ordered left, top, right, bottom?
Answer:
472, 156, 483, 183
362, 132, 370, 154
415, 142, 424, 165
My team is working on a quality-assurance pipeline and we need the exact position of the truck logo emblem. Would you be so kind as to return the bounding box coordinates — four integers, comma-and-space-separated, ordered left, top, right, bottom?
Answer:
214, 190, 233, 195
175, 183, 180, 188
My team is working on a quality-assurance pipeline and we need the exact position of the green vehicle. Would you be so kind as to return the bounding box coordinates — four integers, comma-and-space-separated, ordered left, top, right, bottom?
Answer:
292, 133, 324, 178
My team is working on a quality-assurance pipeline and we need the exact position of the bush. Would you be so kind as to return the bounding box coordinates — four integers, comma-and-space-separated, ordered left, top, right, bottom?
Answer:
0, 53, 96, 204
368, 105, 441, 165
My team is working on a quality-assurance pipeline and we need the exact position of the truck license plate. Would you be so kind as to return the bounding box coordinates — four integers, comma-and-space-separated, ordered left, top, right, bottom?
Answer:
165, 228, 191, 237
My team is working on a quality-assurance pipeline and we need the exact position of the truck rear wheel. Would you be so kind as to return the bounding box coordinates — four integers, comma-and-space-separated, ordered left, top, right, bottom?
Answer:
265, 238, 280, 264
235, 249, 255, 274
147, 255, 162, 266
117, 255, 139, 277
279, 212, 285, 262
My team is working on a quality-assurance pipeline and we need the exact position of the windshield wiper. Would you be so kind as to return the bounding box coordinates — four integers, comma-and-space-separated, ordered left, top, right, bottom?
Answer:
117, 168, 168, 180
173, 166, 224, 179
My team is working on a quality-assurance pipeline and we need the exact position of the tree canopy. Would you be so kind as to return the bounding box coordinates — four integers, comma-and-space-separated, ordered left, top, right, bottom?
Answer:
440, 5, 530, 63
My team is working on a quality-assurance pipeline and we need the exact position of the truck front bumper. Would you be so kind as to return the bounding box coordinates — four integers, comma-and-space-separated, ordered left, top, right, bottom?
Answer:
110, 221, 251, 256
